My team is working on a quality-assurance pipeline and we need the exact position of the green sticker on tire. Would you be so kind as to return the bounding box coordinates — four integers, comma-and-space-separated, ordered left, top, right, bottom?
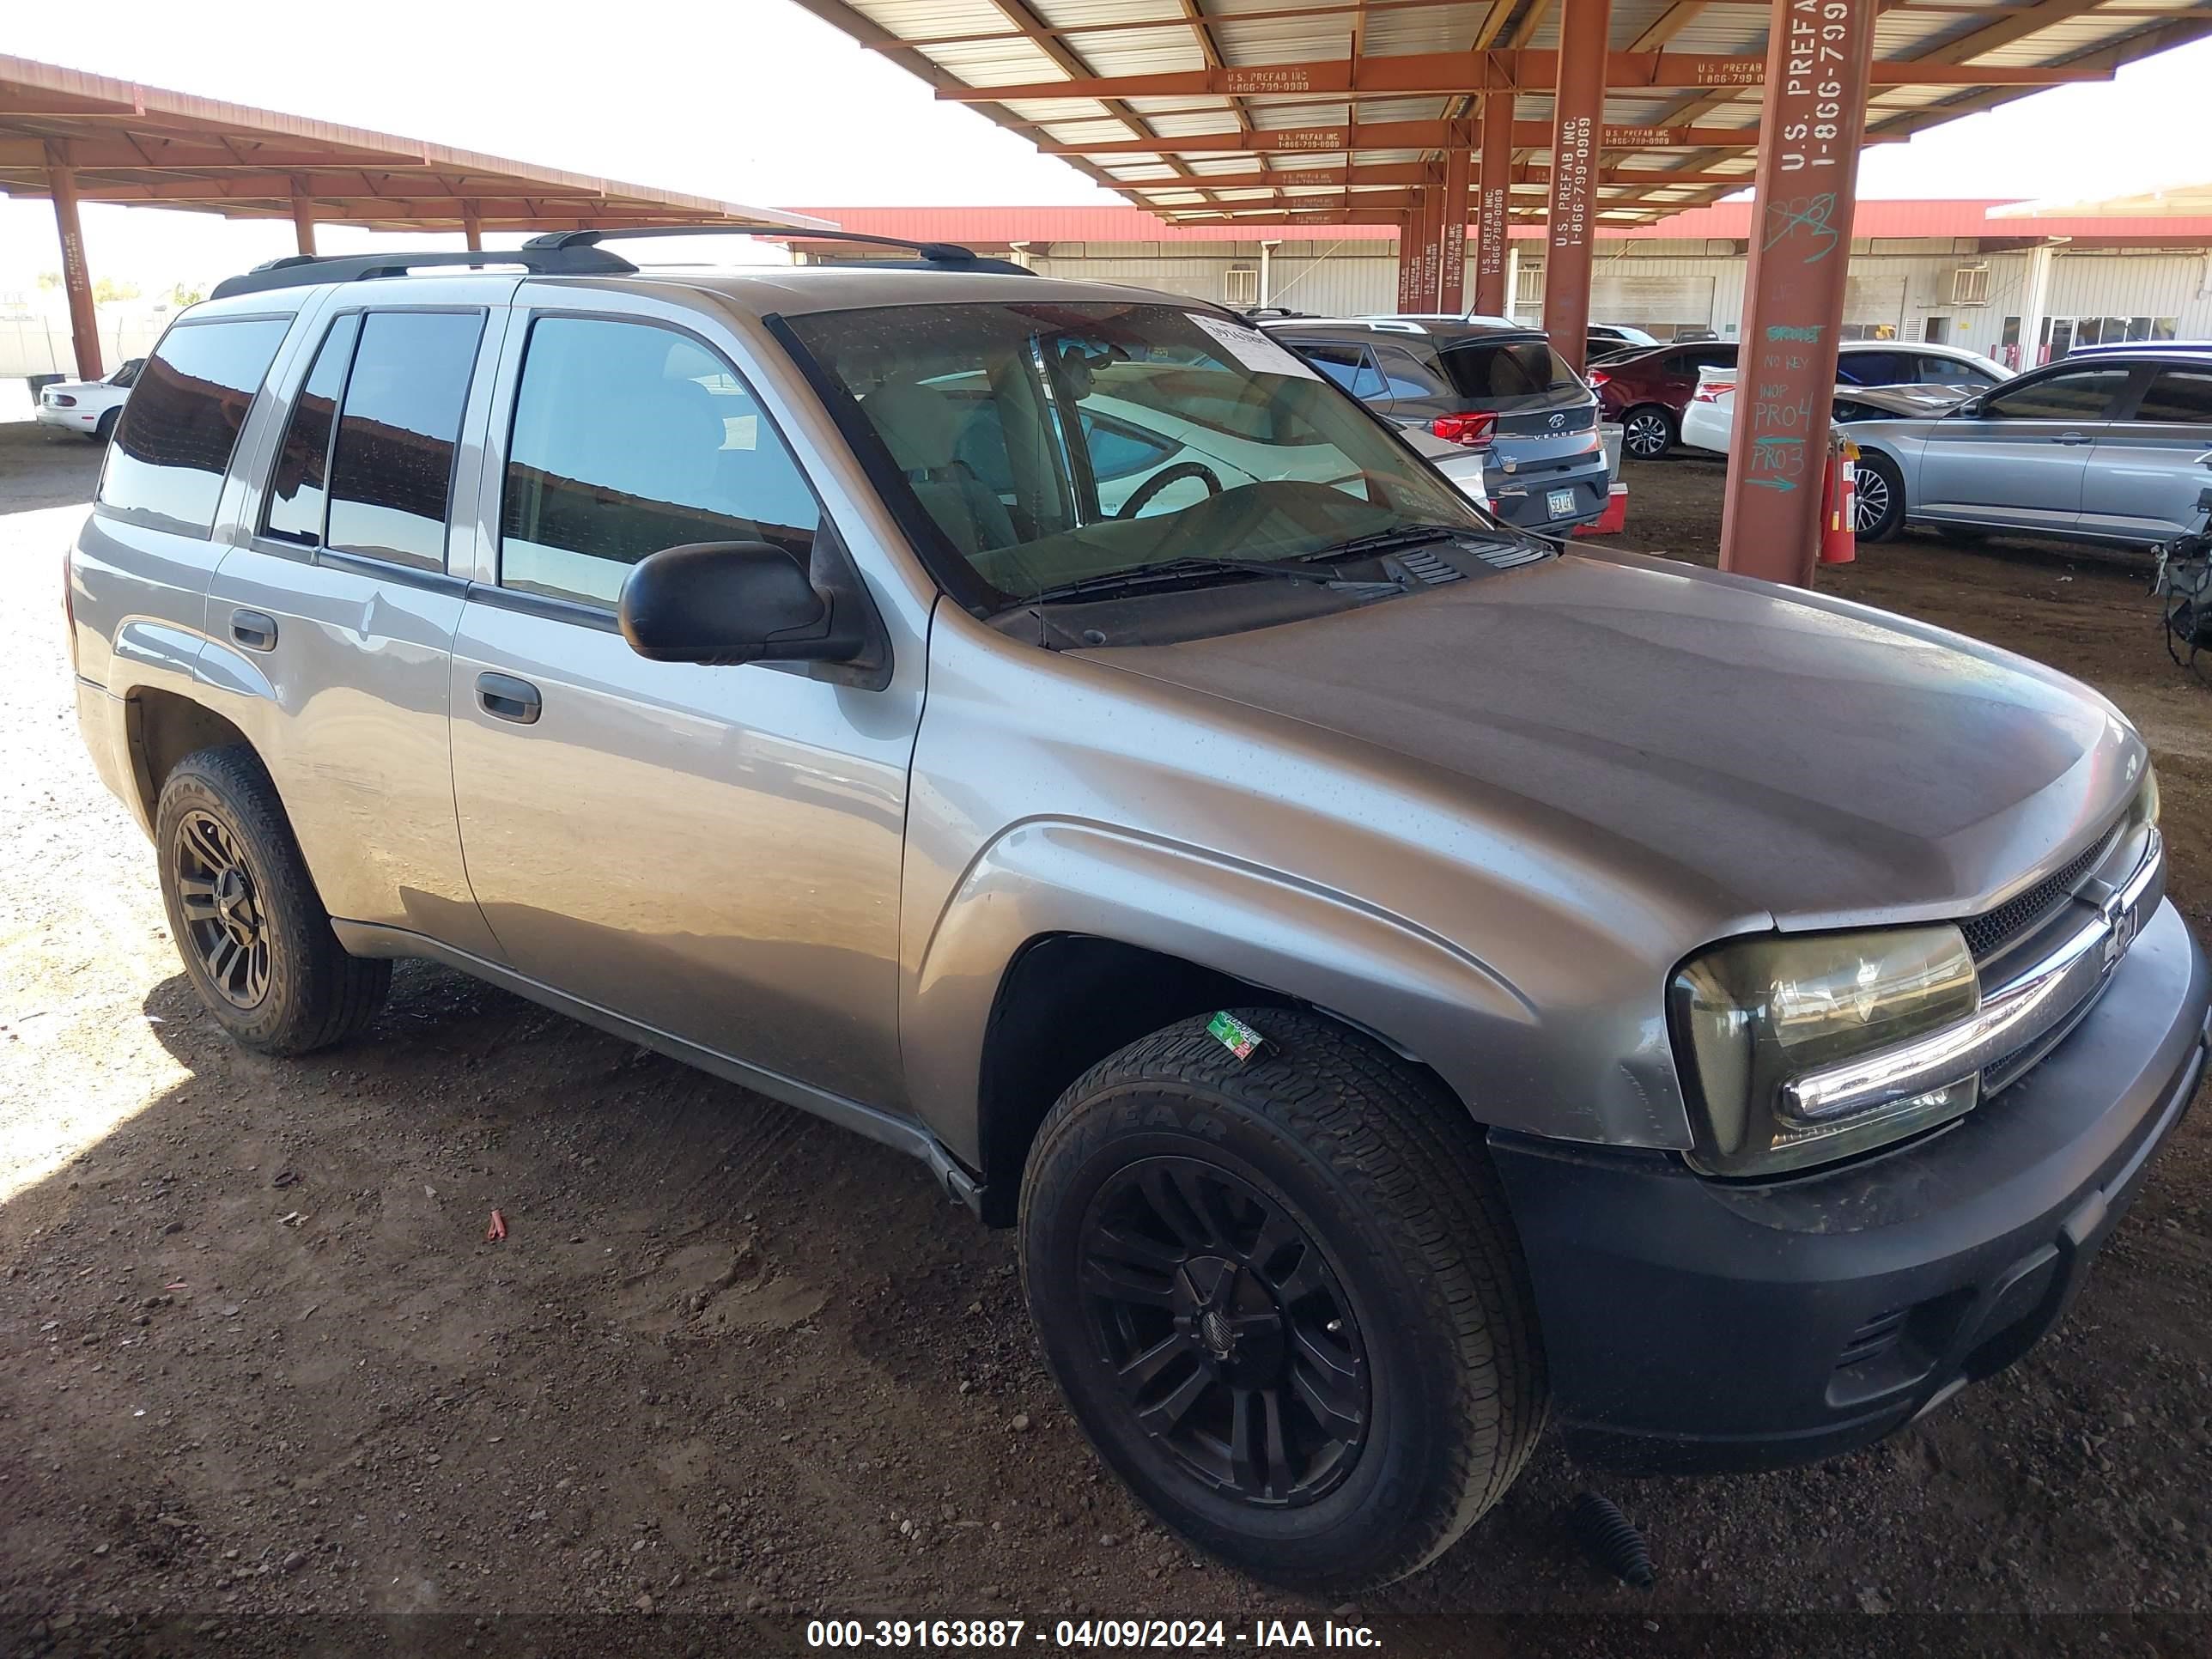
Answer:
1207, 1011, 1266, 1062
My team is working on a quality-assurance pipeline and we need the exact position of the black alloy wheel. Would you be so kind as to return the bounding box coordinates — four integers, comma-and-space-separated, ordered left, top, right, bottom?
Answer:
1079, 1155, 1367, 1506
1621, 405, 1673, 459
173, 807, 271, 1008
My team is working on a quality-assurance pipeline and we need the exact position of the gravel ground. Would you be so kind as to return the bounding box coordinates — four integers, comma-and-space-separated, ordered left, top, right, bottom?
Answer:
2, 419, 2209, 1657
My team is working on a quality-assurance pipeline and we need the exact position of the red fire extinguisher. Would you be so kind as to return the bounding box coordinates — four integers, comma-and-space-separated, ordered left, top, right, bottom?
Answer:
1819, 436, 1857, 566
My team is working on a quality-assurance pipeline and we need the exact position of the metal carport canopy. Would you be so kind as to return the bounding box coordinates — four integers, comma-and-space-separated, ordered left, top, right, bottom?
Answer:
787, 2, 2211, 228
0, 53, 835, 379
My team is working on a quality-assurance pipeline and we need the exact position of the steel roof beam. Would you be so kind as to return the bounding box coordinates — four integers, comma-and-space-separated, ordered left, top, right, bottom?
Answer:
938, 52, 2109, 103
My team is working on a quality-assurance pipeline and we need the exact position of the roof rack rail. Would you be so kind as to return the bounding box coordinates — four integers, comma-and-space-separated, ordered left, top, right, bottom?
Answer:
210, 245, 637, 301
526, 225, 1036, 276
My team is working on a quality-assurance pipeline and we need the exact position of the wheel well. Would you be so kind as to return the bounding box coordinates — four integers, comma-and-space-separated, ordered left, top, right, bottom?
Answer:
127, 690, 252, 825
974, 936, 1285, 1225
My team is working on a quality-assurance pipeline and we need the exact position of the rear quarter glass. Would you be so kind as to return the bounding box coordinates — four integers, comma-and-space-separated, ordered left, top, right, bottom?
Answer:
98, 317, 293, 538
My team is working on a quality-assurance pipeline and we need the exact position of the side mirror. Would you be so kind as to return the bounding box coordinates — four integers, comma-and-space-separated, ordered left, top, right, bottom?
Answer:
618, 541, 864, 666
1953, 394, 1985, 417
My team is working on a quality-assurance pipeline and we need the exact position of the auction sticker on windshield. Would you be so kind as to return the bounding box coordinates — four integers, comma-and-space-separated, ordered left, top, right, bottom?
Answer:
1186, 313, 1319, 380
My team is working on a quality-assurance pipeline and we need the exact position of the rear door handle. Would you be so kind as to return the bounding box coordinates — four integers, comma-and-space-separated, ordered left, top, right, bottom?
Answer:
230, 609, 277, 652
2053, 431, 2092, 446
476, 672, 542, 725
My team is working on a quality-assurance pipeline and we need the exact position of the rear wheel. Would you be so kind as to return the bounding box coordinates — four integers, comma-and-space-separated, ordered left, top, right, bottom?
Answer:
91, 406, 119, 443
1018, 1009, 1546, 1592
155, 745, 390, 1054
1855, 452, 1905, 543
1620, 404, 1674, 459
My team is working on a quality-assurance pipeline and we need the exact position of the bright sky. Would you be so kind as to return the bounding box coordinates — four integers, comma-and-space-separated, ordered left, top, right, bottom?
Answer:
3, 1, 2209, 291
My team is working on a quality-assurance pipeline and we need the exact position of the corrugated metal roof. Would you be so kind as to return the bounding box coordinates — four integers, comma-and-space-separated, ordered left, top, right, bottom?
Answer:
792, 0, 2212, 226
777, 198, 2212, 246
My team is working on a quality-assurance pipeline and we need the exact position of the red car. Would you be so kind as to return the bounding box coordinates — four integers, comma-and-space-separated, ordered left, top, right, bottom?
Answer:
1586, 342, 1740, 459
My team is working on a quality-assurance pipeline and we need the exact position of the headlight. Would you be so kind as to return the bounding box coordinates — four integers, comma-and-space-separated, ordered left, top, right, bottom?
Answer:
2135, 763, 2160, 831
1671, 926, 1980, 1176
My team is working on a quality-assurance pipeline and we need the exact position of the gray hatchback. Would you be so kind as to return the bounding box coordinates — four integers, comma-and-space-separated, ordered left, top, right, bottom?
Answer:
1850, 348, 2212, 545
1261, 317, 1611, 533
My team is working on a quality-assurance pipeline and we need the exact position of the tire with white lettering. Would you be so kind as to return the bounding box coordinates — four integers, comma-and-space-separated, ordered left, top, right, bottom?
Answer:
1018, 1008, 1546, 1592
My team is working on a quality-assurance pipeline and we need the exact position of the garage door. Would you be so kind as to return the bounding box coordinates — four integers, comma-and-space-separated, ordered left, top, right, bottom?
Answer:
1845, 275, 1907, 337
1588, 272, 1715, 329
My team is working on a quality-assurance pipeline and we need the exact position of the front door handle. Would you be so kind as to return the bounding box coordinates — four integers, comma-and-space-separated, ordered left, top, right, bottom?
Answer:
230, 609, 277, 652
2053, 431, 2092, 446
476, 672, 543, 725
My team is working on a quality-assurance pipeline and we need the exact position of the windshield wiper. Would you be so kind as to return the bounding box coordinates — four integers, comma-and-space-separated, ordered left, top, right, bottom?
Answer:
1018, 555, 1405, 607
1308, 521, 1519, 561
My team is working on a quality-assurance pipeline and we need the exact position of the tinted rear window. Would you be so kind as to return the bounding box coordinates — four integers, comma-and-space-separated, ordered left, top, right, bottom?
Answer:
99, 317, 291, 537
1434, 339, 1580, 402
325, 310, 486, 570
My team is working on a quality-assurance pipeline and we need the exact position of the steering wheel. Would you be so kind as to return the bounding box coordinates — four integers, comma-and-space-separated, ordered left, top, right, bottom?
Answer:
1116, 460, 1224, 519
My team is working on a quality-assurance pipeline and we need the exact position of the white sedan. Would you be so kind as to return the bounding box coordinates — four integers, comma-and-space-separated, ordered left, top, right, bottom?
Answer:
35, 358, 143, 441
1678, 365, 1972, 456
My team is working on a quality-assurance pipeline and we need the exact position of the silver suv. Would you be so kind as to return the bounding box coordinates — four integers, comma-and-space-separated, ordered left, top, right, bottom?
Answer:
66, 238, 2208, 1594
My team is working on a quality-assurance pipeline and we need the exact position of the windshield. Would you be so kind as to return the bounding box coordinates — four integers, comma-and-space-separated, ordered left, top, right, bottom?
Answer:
781, 301, 1497, 610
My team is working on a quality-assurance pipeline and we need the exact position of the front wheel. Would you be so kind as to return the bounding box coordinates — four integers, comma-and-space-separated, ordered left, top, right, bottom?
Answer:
1620, 404, 1674, 459
1018, 1009, 1546, 1592
1855, 452, 1906, 543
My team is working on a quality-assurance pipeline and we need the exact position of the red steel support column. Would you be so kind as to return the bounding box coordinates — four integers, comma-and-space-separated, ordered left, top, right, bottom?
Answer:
1437, 142, 1471, 316
1719, 0, 1881, 586
44, 145, 102, 383
1415, 175, 1443, 312
1395, 209, 1419, 313
290, 180, 318, 257
1472, 91, 1514, 318
1540, 0, 1610, 372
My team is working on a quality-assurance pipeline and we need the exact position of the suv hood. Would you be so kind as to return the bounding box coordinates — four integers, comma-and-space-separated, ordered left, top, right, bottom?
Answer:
1081, 549, 2144, 932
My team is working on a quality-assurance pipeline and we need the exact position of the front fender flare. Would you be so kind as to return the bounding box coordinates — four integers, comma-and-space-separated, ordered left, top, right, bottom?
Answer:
902, 818, 1546, 1168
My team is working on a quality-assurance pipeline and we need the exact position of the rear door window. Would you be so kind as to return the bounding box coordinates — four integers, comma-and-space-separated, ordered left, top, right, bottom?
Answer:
98, 316, 292, 537
1983, 367, 2131, 422
2134, 368, 2212, 425
1837, 351, 1910, 386
1918, 354, 1996, 387
325, 310, 486, 571
261, 313, 362, 545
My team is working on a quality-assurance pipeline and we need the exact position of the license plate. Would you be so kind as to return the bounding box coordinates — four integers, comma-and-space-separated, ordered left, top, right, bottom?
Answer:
1547, 489, 1577, 518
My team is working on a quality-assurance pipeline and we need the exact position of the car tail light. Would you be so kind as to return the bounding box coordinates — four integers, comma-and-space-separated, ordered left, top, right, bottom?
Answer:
1693, 380, 1735, 404
51, 393, 77, 407
1431, 410, 1498, 449
1585, 371, 1609, 390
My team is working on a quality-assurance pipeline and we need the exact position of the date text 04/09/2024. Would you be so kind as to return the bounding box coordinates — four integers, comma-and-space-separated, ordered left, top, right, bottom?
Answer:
804, 1618, 1382, 1650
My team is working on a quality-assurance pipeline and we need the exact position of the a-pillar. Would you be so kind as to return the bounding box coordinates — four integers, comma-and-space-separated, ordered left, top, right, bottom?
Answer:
1437, 141, 1471, 316
1717, 0, 1881, 586
1472, 91, 1515, 318
1540, 0, 1609, 372
290, 179, 318, 257
44, 143, 102, 382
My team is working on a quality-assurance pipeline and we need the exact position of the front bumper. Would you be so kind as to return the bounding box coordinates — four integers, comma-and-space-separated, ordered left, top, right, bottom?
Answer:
1491, 896, 2209, 1473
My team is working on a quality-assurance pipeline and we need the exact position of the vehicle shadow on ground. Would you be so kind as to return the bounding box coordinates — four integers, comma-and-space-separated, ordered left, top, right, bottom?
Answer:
3, 951, 2205, 1649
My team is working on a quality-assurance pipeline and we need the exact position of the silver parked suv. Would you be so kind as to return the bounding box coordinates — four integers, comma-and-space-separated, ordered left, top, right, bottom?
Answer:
67, 236, 2209, 1593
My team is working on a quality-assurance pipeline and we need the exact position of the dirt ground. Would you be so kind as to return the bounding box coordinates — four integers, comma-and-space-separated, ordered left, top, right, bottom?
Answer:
3, 421, 2209, 1658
